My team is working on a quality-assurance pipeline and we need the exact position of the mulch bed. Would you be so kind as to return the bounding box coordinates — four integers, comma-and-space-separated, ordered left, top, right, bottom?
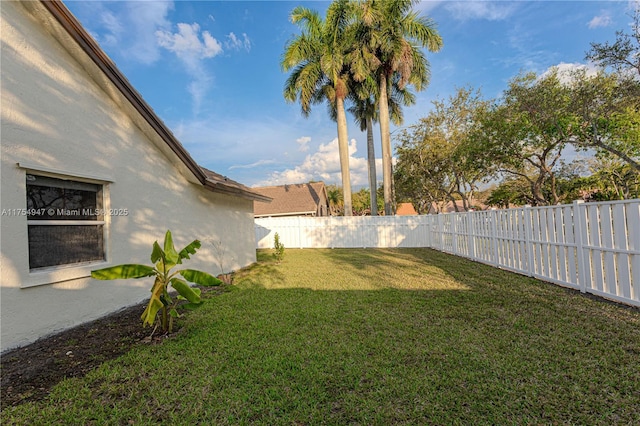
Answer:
1, 302, 149, 409
0, 285, 225, 410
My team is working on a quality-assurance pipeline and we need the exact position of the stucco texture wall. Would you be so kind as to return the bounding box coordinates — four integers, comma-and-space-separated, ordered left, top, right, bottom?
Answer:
0, 1, 256, 352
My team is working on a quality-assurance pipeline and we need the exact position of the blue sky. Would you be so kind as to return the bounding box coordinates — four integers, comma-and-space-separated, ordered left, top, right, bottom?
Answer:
65, 1, 638, 188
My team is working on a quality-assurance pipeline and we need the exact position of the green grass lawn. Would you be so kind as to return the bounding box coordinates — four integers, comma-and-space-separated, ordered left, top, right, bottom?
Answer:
3, 248, 639, 425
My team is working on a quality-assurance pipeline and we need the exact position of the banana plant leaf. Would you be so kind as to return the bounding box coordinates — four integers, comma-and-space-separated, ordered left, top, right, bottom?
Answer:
163, 230, 180, 268
177, 287, 201, 300
170, 278, 202, 304
179, 269, 222, 286
141, 277, 165, 327
150, 241, 164, 264
178, 240, 201, 261
92, 264, 156, 280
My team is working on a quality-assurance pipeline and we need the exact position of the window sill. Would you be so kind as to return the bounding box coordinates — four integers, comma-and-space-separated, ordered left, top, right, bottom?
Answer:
23, 260, 111, 288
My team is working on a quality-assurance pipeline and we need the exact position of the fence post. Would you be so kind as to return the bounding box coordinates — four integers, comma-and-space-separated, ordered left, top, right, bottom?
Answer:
436, 213, 442, 251
573, 200, 588, 293
452, 214, 458, 256
523, 205, 535, 277
490, 208, 499, 266
329, 215, 334, 249
466, 212, 475, 260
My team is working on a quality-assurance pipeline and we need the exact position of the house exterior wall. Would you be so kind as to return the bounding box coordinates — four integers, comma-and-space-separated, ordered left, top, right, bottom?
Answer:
0, 1, 255, 352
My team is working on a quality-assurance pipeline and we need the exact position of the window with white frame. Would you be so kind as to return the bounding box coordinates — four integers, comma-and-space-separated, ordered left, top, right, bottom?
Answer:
26, 174, 105, 269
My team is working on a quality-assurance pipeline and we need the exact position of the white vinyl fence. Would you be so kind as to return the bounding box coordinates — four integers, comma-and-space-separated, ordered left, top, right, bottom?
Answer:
255, 199, 640, 308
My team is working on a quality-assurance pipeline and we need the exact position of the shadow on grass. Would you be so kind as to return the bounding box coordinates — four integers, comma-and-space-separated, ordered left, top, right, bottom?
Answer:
232, 250, 287, 289
4, 249, 640, 425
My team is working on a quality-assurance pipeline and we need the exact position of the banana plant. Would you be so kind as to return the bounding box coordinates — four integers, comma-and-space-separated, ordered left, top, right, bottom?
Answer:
91, 230, 222, 333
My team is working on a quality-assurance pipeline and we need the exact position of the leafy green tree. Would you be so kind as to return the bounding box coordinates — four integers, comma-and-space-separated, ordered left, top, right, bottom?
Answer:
470, 71, 575, 206
394, 143, 448, 214
353, 0, 443, 215
586, 8, 640, 76
351, 187, 384, 215
582, 11, 640, 173
394, 87, 489, 212
486, 158, 640, 205
282, 1, 355, 215
568, 69, 640, 172
485, 177, 534, 208
585, 156, 640, 200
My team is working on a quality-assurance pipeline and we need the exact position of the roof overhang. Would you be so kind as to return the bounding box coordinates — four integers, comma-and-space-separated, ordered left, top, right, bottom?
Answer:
255, 211, 317, 218
205, 178, 272, 202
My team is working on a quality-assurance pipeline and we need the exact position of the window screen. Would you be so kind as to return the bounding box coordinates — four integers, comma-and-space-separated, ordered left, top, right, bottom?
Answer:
26, 174, 105, 269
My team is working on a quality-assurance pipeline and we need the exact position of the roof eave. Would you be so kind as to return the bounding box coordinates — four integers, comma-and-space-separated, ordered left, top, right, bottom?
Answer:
204, 179, 272, 202
255, 211, 317, 218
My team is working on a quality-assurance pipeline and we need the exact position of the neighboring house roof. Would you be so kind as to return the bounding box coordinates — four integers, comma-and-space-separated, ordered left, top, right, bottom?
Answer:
396, 200, 489, 215
396, 203, 418, 216
39, 0, 269, 203
253, 182, 329, 217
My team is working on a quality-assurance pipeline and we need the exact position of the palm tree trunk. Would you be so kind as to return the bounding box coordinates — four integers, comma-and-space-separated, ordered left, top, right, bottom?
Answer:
378, 74, 394, 215
366, 117, 378, 216
336, 96, 353, 216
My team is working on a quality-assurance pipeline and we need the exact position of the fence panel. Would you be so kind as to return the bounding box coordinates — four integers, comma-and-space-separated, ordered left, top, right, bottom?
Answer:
255, 199, 640, 308
627, 203, 640, 301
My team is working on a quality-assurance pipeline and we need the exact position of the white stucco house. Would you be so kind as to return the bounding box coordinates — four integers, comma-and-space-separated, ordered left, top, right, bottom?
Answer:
0, 0, 269, 352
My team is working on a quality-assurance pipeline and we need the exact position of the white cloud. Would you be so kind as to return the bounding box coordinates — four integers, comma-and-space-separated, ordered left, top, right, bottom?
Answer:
415, 1, 442, 14
156, 23, 223, 112
540, 62, 600, 84
156, 23, 223, 59
225, 32, 251, 51
171, 115, 318, 176
445, 1, 516, 22
588, 12, 612, 29
500, 24, 556, 73
84, 1, 173, 64
100, 11, 123, 42
169, 112, 388, 188
296, 136, 311, 152
229, 159, 277, 170
256, 138, 381, 187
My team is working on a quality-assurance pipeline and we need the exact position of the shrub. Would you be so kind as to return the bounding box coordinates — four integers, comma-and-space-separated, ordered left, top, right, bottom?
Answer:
274, 232, 285, 263
91, 230, 221, 333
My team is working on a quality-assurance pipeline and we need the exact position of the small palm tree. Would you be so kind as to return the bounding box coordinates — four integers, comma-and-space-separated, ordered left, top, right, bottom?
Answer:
326, 184, 344, 216
282, 1, 355, 216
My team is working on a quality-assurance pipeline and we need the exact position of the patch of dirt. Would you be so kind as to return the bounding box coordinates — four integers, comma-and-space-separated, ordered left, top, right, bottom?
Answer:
0, 302, 149, 410
0, 285, 225, 410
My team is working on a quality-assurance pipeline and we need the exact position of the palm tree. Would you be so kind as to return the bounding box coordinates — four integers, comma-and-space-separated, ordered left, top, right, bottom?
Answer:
348, 75, 416, 216
326, 184, 344, 216
349, 94, 380, 215
282, 1, 355, 216
357, 0, 443, 215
